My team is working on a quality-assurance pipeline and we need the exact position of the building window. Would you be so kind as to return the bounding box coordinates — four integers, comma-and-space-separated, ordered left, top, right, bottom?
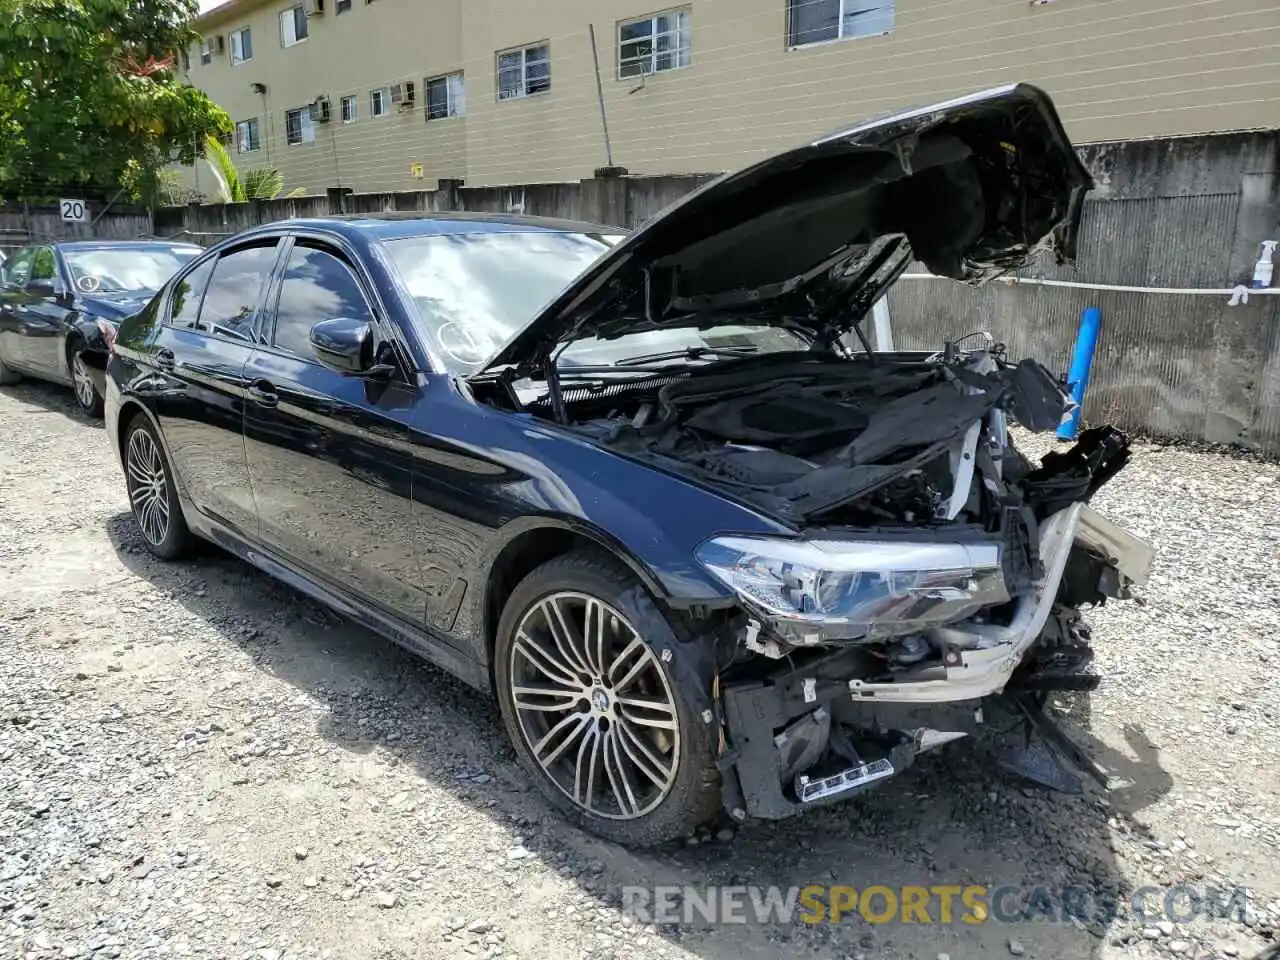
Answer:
336, 0, 351, 10
280, 5, 308, 46
285, 107, 316, 145
199, 39, 212, 65
370, 87, 390, 117
230, 26, 253, 64
618, 9, 690, 78
341, 95, 358, 123
786, 0, 893, 47
496, 43, 550, 100
425, 73, 465, 120
235, 118, 261, 153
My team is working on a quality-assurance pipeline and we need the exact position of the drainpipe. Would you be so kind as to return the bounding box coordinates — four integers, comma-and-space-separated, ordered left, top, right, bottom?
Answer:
1056, 307, 1102, 441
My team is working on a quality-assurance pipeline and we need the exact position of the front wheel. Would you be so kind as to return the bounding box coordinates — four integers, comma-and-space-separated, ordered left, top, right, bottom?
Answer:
494, 550, 721, 845
123, 415, 194, 560
72, 350, 104, 417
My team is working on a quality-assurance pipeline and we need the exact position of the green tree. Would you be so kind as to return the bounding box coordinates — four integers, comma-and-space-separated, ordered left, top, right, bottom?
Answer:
0, 0, 232, 202
203, 134, 303, 202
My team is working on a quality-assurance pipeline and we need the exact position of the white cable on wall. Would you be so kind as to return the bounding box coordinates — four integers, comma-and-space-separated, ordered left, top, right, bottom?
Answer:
899, 273, 1280, 306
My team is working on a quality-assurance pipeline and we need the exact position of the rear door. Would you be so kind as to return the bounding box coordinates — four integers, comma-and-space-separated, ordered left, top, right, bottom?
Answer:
242, 235, 428, 625
15, 246, 74, 378
0, 246, 69, 377
149, 239, 282, 539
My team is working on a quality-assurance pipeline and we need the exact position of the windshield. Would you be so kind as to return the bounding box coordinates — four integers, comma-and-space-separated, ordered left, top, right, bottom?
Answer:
385, 232, 617, 375
63, 246, 200, 295
558, 326, 809, 367
385, 231, 809, 375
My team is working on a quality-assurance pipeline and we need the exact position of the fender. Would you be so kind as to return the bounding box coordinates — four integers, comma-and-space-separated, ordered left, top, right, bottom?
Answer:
471, 513, 737, 671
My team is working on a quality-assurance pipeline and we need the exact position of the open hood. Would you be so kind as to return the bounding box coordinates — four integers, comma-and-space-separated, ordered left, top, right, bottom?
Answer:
476, 83, 1092, 376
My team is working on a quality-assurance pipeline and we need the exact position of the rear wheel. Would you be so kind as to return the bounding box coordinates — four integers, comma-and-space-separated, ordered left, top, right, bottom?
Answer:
123, 415, 193, 560
494, 551, 720, 845
72, 350, 104, 417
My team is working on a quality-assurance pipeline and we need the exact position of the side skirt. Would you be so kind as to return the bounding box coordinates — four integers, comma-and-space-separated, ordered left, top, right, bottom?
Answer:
185, 506, 491, 692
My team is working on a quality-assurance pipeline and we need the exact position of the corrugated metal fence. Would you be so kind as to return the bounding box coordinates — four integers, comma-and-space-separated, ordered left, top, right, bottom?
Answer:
887, 195, 1280, 452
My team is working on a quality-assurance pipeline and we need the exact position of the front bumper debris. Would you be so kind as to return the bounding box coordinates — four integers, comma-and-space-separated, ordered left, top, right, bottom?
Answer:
713, 502, 1153, 821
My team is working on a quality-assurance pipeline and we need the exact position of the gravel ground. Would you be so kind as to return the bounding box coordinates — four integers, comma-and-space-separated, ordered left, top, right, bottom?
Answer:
2, 378, 1279, 960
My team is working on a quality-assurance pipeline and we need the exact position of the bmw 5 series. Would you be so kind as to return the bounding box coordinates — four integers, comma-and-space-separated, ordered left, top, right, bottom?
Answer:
104, 84, 1152, 846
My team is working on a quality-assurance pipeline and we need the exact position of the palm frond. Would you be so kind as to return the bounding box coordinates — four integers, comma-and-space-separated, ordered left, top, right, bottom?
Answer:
241, 167, 284, 200
202, 134, 242, 203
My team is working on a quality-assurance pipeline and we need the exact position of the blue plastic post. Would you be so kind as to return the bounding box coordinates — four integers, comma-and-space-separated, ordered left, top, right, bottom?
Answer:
1056, 307, 1102, 441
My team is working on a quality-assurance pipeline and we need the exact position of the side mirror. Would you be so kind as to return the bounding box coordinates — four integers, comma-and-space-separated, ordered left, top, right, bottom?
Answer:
24, 278, 59, 299
310, 316, 375, 374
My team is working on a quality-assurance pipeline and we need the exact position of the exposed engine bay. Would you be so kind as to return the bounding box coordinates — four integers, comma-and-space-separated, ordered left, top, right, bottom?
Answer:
560, 346, 1124, 528
504, 342, 1152, 818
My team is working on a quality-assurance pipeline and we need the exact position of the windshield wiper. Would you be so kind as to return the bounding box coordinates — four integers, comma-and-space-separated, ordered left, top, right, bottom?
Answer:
614, 345, 760, 367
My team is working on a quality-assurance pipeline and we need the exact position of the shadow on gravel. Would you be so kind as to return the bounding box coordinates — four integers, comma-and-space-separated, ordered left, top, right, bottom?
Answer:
0, 377, 103, 427
106, 510, 1173, 960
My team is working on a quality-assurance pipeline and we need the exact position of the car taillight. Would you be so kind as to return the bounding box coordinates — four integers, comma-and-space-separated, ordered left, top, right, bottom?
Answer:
96, 318, 117, 355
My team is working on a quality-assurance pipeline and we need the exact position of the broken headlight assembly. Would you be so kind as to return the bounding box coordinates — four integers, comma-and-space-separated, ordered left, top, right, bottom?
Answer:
694, 536, 1011, 644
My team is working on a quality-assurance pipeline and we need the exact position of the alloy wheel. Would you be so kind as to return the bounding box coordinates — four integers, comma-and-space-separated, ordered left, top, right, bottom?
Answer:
72, 353, 96, 410
125, 427, 171, 547
509, 591, 681, 820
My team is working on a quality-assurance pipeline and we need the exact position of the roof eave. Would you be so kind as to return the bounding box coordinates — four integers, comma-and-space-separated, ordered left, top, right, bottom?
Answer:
193, 0, 269, 31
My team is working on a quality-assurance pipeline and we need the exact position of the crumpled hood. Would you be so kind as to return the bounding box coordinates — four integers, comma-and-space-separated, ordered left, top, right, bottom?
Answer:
76, 293, 154, 324
478, 83, 1092, 375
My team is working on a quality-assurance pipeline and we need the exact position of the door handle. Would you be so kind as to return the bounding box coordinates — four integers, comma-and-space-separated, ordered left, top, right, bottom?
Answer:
248, 379, 279, 408
155, 348, 176, 371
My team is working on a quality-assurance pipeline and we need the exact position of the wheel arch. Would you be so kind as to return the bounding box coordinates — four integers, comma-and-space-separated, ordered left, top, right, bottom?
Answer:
479, 518, 672, 688
64, 318, 107, 375
113, 398, 177, 482
63, 324, 86, 379
114, 396, 153, 453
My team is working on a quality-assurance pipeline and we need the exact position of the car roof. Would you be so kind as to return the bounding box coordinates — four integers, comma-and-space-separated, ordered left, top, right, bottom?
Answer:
53, 240, 203, 251
231, 211, 627, 244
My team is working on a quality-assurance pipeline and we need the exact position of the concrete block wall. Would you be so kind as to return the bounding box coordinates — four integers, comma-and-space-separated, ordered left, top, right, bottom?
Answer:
149, 129, 1280, 452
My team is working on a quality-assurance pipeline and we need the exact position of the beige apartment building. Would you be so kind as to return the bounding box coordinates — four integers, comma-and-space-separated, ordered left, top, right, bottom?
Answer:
181, 0, 1280, 196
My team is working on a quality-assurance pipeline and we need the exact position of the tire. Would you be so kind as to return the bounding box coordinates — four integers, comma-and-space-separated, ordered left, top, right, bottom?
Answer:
0, 350, 20, 386
122, 413, 194, 560
494, 550, 721, 845
71, 348, 104, 417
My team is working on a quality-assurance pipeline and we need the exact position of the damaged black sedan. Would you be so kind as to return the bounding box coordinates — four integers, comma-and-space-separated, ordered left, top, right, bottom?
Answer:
105, 83, 1152, 845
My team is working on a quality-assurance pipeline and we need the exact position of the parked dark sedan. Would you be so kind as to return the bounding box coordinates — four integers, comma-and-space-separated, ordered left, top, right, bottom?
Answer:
0, 240, 201, 414
104, 85, 1152, 845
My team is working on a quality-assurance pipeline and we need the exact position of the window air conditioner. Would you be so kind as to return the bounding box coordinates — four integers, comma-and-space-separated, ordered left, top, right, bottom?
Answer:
390, 80, 416, 106
309, 96, 332, 122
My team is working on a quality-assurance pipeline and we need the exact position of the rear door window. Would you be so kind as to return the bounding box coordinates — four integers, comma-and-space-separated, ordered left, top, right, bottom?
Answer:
3, 248, 36, 288
193, 242, 279, 342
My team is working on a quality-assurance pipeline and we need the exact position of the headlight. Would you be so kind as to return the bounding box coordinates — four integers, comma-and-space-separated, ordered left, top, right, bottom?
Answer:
694, 535, 1010, 644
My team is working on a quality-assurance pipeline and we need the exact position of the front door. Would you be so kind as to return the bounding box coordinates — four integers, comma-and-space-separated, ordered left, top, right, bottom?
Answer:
148, 240, 280, 539
242, 237, 428, 625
